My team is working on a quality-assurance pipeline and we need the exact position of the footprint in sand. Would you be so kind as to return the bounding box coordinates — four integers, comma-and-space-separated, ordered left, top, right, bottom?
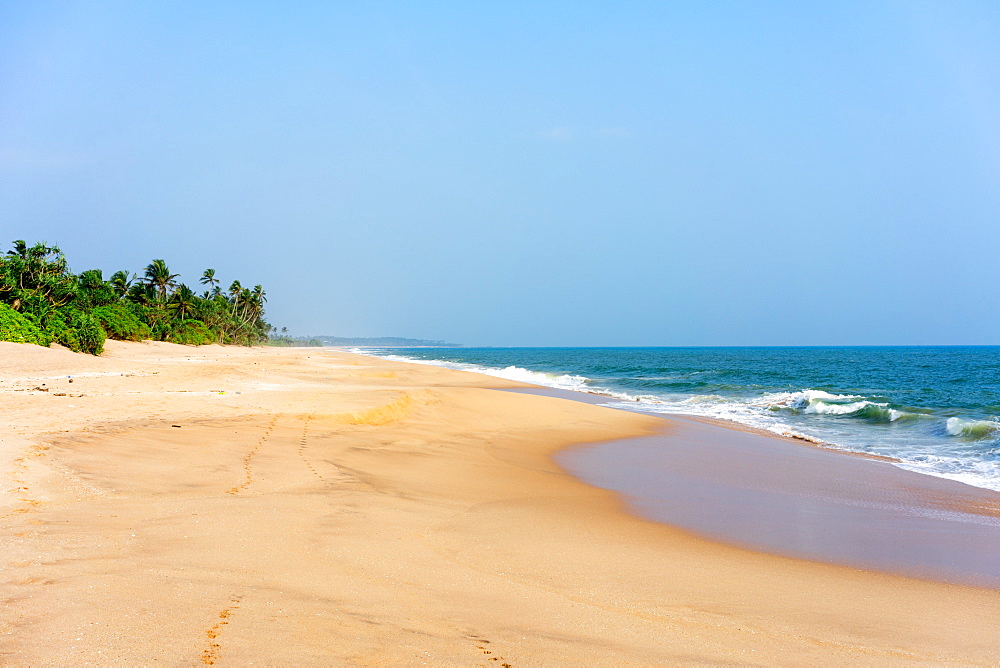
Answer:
226, 415, 279, 495
468, 635, 512, 667
200, 595, 243, 665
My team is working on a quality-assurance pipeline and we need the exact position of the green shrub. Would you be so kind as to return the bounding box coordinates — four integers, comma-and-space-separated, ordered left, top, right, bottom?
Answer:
42, 308, 106, 355
42, 311, 76, 350
72, 310, 106, 355
91, 303, 152, 341
167, 319, 214, 345
0, 303, 50, 346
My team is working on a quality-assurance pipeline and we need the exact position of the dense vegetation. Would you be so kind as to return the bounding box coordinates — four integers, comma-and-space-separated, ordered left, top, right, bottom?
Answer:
0, 240, 270, 354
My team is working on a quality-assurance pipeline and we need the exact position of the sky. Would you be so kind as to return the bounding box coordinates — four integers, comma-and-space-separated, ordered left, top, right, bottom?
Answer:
1, 0, 999, 346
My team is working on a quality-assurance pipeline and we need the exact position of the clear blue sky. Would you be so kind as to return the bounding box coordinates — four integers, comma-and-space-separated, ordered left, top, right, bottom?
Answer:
2, 1, 998, 345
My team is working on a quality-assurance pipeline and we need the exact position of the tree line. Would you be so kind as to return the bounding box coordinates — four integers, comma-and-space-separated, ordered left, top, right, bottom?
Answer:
0, 240, 270, 354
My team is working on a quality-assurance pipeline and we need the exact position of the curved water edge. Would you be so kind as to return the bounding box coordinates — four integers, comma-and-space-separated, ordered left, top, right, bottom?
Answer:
350, 347, 1000, 493
556, 422, 1000, 589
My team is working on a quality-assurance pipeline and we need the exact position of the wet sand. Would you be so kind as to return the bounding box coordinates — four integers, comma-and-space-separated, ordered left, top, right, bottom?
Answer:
507, 386, 1000, 588
563, 416, 1000, 587
1, 341, 999, 664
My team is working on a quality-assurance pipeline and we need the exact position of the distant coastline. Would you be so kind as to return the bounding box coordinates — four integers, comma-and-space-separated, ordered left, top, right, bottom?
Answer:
270, 335, 462, 348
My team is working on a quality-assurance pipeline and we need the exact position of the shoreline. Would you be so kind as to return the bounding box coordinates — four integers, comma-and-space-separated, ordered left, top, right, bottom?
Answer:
503, 383, 901, 460
350, 347, 999, 491
2, 342, 999, 663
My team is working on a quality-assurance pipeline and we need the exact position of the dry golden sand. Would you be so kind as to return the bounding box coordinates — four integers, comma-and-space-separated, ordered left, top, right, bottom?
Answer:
0, 341, 998, 665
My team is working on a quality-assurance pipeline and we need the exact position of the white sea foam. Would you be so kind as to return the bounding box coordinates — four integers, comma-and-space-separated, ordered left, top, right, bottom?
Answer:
680, 394, 727, 404
794, 390, 863, 404
356, 350, 594, 392
602, 398, 821, 443
806, 400, 873, 415
893, 454, 1000, 492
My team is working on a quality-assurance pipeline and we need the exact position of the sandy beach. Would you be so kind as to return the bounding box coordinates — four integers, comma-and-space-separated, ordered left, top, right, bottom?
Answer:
1, 341, 999, 665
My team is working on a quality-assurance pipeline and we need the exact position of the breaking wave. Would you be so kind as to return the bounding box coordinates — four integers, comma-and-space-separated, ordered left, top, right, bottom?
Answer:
945, 417, 1000, 440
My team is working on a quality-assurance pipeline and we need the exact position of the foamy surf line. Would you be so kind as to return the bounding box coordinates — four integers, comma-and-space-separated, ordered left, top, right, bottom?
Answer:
356, 350, 847, 447
350, 348, 1000, 493
347, 350, 840, 439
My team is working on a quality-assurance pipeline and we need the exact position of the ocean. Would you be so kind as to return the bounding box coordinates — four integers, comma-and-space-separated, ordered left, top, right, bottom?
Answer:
354, 346, 1000, 492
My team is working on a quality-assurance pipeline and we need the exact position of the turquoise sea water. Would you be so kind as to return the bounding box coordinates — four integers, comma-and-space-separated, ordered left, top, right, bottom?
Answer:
356, 347, 1000, 492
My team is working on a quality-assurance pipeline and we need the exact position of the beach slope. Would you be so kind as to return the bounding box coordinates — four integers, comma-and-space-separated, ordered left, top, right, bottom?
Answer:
0, 342, 997, 665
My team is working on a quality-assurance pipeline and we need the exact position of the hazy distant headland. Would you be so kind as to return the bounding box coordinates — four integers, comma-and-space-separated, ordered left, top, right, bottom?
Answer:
268, 335, 462, 348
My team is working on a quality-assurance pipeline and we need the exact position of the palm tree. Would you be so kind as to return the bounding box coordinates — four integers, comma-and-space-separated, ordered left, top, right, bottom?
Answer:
76, 269, 114, 307
200, 268, 219, 292
169, 284, 198, 321
78, 269, 104, 288
8, 239, 28, 258
239, 287, 255, 322
109, 270, 135, 298
127, 281, 158, 306
143, 259, 179, 301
